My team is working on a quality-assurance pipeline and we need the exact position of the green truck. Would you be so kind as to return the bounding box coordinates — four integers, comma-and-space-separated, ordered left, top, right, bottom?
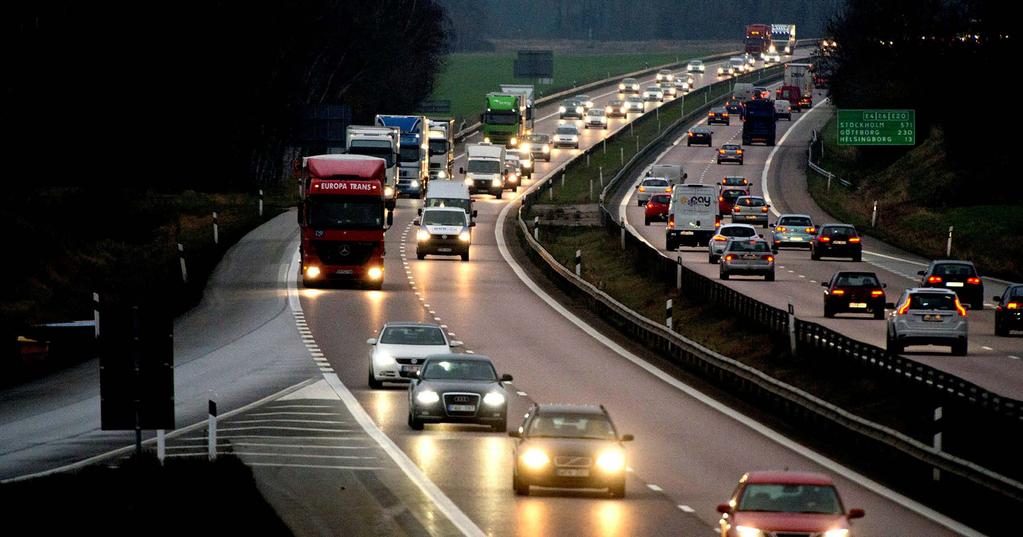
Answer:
481, 85, 533, 148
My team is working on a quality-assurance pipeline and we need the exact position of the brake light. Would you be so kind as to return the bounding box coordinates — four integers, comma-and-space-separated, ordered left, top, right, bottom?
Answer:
719, 149, 726, 154
723, 113, 730, 118
966, 277, 981, 285
765, 255, 775, 262
776, 226, 787, 232
1008, 302, 1021, 310
955, 297, 968, 317
639, 185, 646, 192
719, 196, 724, 202
871, 290, 885, 297
688, 132, 694, 137
646, 201, 653, 208
849, 236, 861, 243
805, 227, 816, 233
733, 207, 741, 213
708, 112, 714, 117
715, 216, 722, 228
668, 215, 675, 227
818, 236, 831, 242
831, 289, 846, 296
897, 296, 912, 315
712, 235, 727, 242
737, 149, 744, 154
725, 255, 734, 262
761, 207, 769, 213
927, 276, 942, 284
666, 186, 672, 193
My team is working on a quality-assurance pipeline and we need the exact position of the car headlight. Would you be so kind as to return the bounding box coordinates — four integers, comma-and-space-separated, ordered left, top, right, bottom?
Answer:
482, 392, 505, 406
595, 449, 625, 472
417, 229, 430, 241
464, 177, 472, 186
374, 351, 396, 366
520, 143, 531, 152
575, 107, 583, 114
492, 178, 501, 186
415, 390, 440, 404
542, 145, 550, 153
522, 159, 532, 169
521, 448, 550, 469
384, 186, 394, 197
458, 231, 471, 243
305, 265, 321, 279
619, 83, 625, 90
483, 136, 490, 143
559, 106, 566, 113
367, 266, 383, 280
510, 137, 517, 146
410, 179, 419, 188
823, 531, 850, 537
735, 527, 764, 537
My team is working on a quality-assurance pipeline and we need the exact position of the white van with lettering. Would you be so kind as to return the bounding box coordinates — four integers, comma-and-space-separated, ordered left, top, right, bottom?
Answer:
666, 184, 720, 250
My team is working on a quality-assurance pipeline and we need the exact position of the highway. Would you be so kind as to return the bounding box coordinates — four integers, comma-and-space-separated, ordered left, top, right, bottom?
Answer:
299, 52, 977, 535
617, 95, 1023, 399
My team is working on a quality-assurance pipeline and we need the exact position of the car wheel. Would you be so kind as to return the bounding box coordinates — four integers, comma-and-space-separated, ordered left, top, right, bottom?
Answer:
407, 411, 424, 431
513, 475, 530, 496
720, 271, 730, 280
491, 420, 507, 433
709, 255, 718, 264
995, 320, 1009, 337
810, 248, 820, 261
417, 252, 426, 260
687, 142, 692, 146
853, 253, 862, 262
608, 481, 626, 498
765, 271, 775, 282
644, 217, 650, 226
461, 250, 470, 262
887, 332, 903, 354
953, 340, 968, 356
368, 369, 383, 389
717, 159, 722, 165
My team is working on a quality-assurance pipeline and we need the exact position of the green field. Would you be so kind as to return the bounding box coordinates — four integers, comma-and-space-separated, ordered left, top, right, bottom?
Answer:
429, 51, 705, 125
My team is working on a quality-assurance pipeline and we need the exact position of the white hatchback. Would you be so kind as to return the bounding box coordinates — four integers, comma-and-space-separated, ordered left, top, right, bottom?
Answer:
367, 323, 462, 388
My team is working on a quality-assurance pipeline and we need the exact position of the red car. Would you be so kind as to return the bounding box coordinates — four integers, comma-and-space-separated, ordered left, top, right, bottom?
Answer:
717, 471, 864, 537
719, 186, 750, 215
644, 194, 671, 225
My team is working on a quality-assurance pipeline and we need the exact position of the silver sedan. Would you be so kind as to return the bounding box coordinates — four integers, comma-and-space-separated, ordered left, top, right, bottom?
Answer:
719, 237, 776, 281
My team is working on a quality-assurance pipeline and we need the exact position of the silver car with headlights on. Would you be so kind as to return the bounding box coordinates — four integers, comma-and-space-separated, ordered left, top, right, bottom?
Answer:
407, 354, 512, 431
367, 323, 462, 388
887, 288, 969, 355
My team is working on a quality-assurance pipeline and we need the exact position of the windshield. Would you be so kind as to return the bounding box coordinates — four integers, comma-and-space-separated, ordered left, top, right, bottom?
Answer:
399, 145, 421, 163
909, 293, 958, 310
651, 195, 671, 204
722, 190, 746, 201
425, 197, 470, 212
348, 141, 394, 167
737, 197, 765, 207
1007, 286, 1023, 299
933, 264, 977, 277
467, 160, 501, 174
528, 414, 616, 440
429, 139, 448, 156
421, 359, 497, 381
834, 273, 881, 287
588, 109, 605, 117
484, 111, 519, 125
379, 326, 446, 345
525, 135, 548, 144
721, 226, 756, 238
308, 197, 383, 230
822, 226, 856, 237
778, 217, 813, 227
738, 484, 842, 514
556, 127, 577, 135
422, 210, 466, 226
728, 240, 771, 253
643, 179, 669, 187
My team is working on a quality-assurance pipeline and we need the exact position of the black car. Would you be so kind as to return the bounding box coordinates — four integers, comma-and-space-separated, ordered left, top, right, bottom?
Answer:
811, 224, 862, 261
509, 404, 633, 497
687, 125, 713, 146
407, 354, 511, 431
822, 271, 887, 319
994, 284, 1023, 336
724, 98, 745, 117
918, 260, 984, 310
708, 107, 730, 125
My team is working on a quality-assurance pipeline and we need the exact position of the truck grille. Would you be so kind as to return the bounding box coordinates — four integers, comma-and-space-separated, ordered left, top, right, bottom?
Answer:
312, 241, 375, 266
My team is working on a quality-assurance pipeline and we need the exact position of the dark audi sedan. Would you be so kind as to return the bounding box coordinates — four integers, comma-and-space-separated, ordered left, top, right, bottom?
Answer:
918, 260, 984, 310
811, 224, 862, 261
407, 354, 511, 431
994, 284, 1023, 336
708, 107, 731, 125
687, 125, 713, 146
509, 404, 633, 497
823, 271, 887, 319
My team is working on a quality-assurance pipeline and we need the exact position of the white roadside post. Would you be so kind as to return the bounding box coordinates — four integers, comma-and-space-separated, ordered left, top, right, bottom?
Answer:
946, 226, 954, 257
575, 250, 582, 277
589, 178, 594, 201
599, 166, 604, 187
258, 189, 264, 217
676, 257, 683, 289
620, 147, 625, 166
933, 406, 943, 481
788, 298, 797, 356
208, 399, 218, 461
666, 299, 673, 331
533, 216, 539, 241
871, 201, 878, 228
212, 211, 219, 245
157, 429, 166, 465
177, 243, 188, 283
561, 172, 566, 188
92, 292, 100, 339
620, 218, 626, 250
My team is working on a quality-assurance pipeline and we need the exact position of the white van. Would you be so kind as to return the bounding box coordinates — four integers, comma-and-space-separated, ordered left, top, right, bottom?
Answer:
461, 143, 506, 198
665, 184, 720, 250
422, 181, 476, 222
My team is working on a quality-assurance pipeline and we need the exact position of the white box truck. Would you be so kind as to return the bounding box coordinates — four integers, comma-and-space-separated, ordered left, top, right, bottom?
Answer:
461, 143, 506, 198
666, 184, 720, 250
428, 118, 455, 180
346, 125, 400, 209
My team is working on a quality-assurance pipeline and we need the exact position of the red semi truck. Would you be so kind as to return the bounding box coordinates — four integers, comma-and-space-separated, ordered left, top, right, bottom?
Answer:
744, 24, 772, 55
299, 154, 393, 289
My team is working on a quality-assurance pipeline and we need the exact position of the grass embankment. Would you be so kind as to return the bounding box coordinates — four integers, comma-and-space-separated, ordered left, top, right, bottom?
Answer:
808, 117, 1023, 280
2, 186, 296, 381
0, 455, 292, 535
430, 50, 706, 125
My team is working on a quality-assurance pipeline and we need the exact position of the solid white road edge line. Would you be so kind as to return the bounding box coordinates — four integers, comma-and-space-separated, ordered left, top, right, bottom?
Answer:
494, 156, 984, 537
287, 249, 485, 537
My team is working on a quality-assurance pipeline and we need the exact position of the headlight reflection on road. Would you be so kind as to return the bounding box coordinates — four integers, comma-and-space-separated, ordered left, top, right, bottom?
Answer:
596, 500, 625, 537
517, 498, 547, 537
411, 435, 439, 477
365, 389, 396, 425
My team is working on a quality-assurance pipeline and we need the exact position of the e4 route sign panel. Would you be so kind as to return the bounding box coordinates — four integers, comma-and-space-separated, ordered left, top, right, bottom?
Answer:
837, 109, 915, 146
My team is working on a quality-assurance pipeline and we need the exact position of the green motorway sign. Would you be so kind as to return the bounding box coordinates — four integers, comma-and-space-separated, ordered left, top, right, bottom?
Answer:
837, 109, 915, 146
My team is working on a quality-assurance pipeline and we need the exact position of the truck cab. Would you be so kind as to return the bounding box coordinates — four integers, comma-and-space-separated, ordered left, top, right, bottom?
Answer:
741, 99, 777, 145
461, 143, 506, 198
346, 125, 399, 209
375, 115, 430, 198
298, 155, 393, 289
427, 118, 455, 180
666, 184, 720, 250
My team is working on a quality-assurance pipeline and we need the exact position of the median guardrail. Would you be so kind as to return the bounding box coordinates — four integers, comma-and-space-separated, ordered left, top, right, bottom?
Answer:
514, 59, 1023, 504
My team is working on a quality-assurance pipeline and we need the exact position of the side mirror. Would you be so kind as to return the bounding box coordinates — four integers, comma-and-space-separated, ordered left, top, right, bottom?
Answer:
885, 302, 896, 309
992, 296, 1002, 303
882, 283, 887, 288
417, 208, 423, 216
500, 373, 514, 382
507, 430, 521, 438
459, 167, 465, 175
682, 172, 688, 179
620, 434, 634, 442
413, 218, 421, 226
917, 270, 925, 276
386, 211, 394, 226
847, 508, 865, 519
716, 504, 733, 514
769, 223, 775, 227
366, 338, 377, 345
820, 282, 828, 287
449, 340, 463, 348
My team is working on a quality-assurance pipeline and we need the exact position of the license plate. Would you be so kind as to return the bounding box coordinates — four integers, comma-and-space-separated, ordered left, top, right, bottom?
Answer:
400, 365, 420, 374
447, 404, 475, 412
833, 240, 847, 245
556, 468, 590, 477
438, 247, 452, 253
923, 314, 943, 322
680, 231, 694, 235
946, 282, 964, 288
335, 269, 353, 275
791, 237, 803, 241
742, 254, 758, 259
849, 302, 867, 308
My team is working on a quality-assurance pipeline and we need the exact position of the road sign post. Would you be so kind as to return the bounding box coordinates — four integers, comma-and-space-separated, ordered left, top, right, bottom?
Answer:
837, 109, 915, 146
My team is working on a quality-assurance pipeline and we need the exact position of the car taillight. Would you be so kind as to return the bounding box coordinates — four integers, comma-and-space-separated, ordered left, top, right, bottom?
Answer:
737, 149, 744, 155
776, 226, 787, 232
1008, 302, 1021, 310
708, 112, 714, 117
646, 201, 653, 208
719, 196, 724, 202
688, 132, 694, 137
733, 207, 741, 213
818, 236, 831, 242
668, 215, 675, 227
712, 235, 727, 241
871, 290, 885, 297
805, 227, 816, 233
761, 207, 768, 213
719, 149, 726, 154
849, 236, 861, 243
927, 276, 942, 284
639, 185, 646, 192
764, 255, 774, 262
723, 113, 730, 118
666, 186, 672, 193
955, 297, 968, 317
715, 216, 722, 228
724, 255, 734, 262
966, 277, 981, 285
831, 289, 846, 295
897, 296, 912, 315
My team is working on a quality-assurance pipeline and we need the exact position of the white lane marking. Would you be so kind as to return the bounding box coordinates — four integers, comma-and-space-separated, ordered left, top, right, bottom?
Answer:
678, 504, 696, 513
246, 462, 386, 471
1010, 355, 1021, 361
982, 346, 993, 351
647, 484, 664, 492
493, 184, 984, 537
287, 250, 486, 537
516, 391, 528, 397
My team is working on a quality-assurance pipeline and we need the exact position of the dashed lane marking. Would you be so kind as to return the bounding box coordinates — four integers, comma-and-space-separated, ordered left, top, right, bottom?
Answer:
516, 391, 528, 397
647, 484, 664, 492
678, 505, 695, 513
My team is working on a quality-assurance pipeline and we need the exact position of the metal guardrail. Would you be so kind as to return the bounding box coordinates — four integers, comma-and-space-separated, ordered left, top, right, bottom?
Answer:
807, 128, 852, 188
515, 60, 1023, 501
